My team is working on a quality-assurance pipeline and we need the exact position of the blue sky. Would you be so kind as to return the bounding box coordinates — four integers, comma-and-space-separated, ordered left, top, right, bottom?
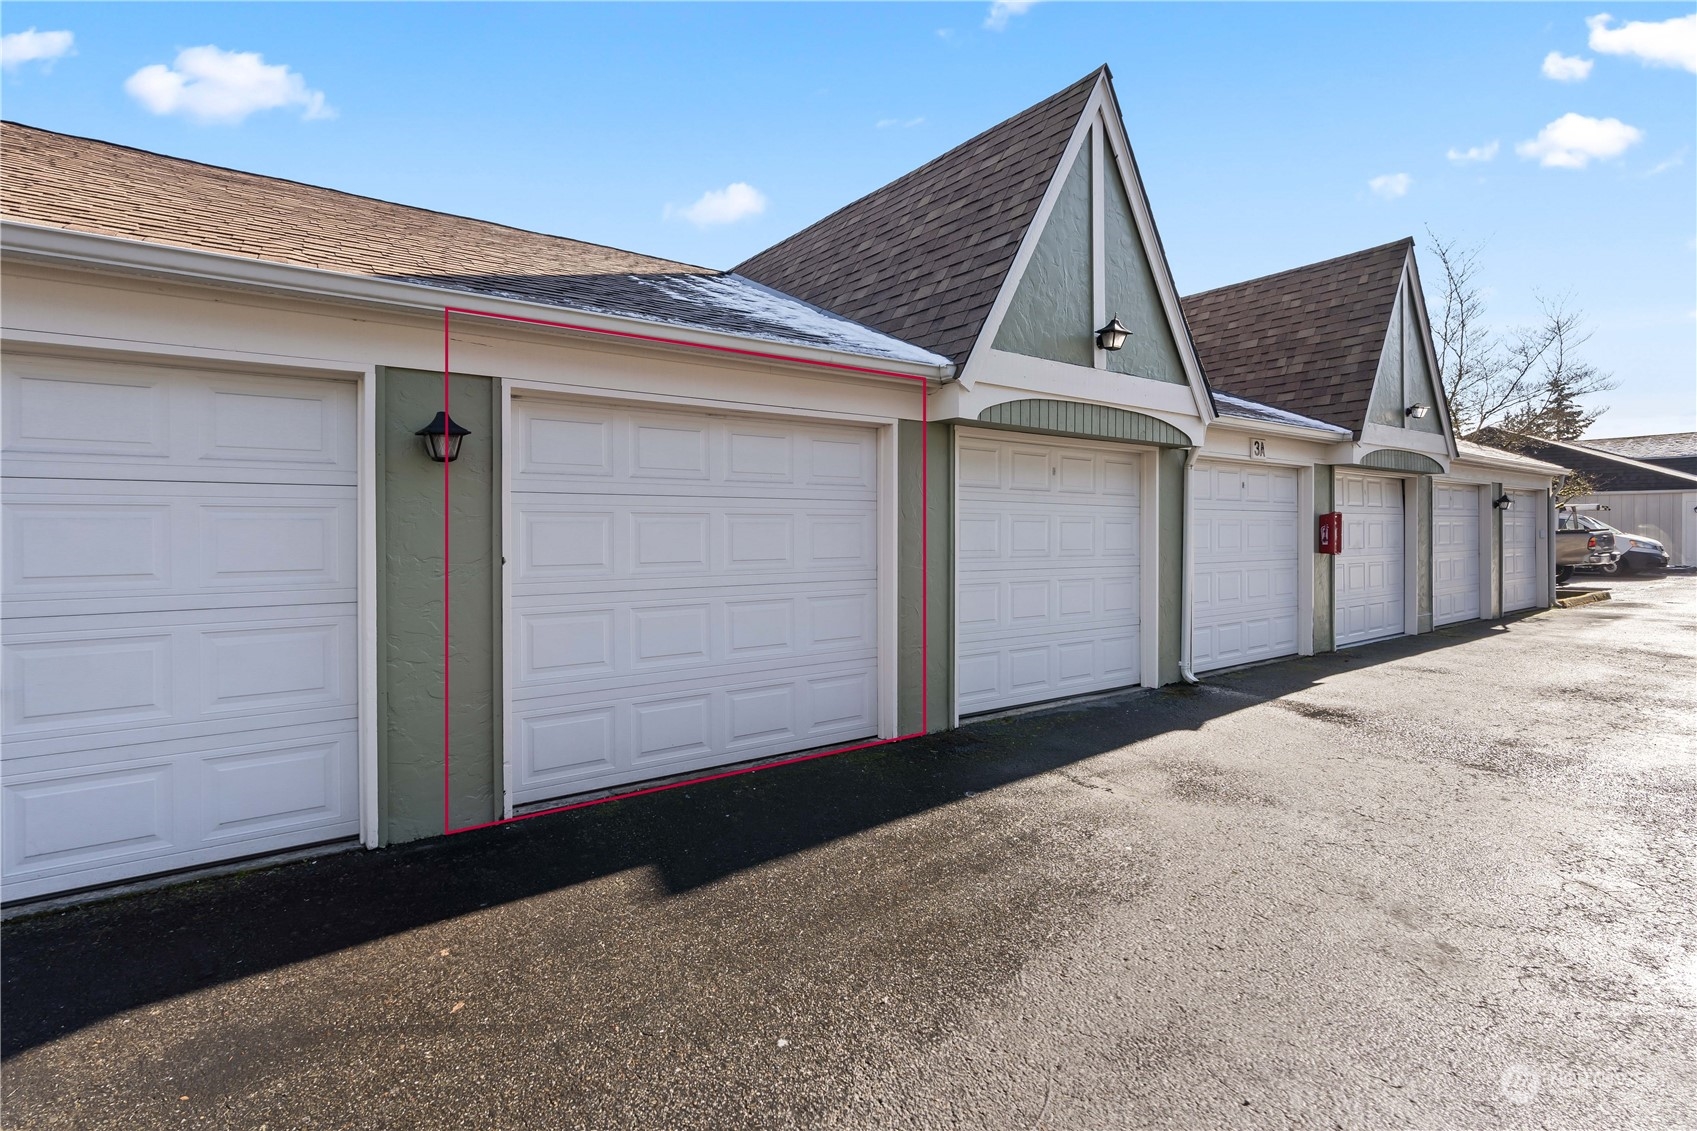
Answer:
3, 2, 1692, 435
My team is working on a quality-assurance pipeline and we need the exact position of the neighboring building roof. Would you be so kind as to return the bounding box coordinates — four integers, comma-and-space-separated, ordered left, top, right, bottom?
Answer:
1477, 431, 1697, 492
0, 121, 948, 367
1212, 391, 1352, 436
1453, 438, 1568, 476
1579, 432, 1697, 477
1581, 432, 1697, 460
1179, 239, 1412, 435
735, 69, 1103, 366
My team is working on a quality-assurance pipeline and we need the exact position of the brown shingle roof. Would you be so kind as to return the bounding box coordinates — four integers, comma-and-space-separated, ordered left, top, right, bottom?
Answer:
1, 120, 706, 278
0, 121, 949, 365
1180, 239, 1412, 435
735, 69, 1103, 366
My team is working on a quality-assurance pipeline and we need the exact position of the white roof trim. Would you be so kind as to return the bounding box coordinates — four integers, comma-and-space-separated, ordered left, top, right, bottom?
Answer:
1, 220, 956, 381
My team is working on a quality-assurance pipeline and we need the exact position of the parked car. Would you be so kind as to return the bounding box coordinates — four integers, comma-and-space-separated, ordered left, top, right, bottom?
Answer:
1555, 509, 1618, 584
1567, 513, 1669, 574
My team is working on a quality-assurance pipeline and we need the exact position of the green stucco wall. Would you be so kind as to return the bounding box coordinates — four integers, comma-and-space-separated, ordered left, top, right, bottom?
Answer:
1313, 466, 1335, 652
993, 143, 1094, 366
377, 367, 501, 844
1414, 476, 1433, 634
1368, 289, 1406, 428
1157, 447, 1185, 685
976, 399, 1190, 446
1104, 159, 1187, 385
898, 419, 953, 733
1367, 275, 1445, 435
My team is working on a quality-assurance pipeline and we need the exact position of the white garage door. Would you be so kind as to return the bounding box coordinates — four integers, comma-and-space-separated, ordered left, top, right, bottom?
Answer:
1433, 481, 1482, 626
1503, 490, 1541, 612
2, 355, 359, 901
509, 398, 880, 807
1335, 471, 1405, 647
1190, 460, 1299, 672
955, 430, 1140, 715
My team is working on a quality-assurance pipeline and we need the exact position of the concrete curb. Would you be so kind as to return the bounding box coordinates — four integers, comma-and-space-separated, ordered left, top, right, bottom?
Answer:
1555, 588, 1612, 608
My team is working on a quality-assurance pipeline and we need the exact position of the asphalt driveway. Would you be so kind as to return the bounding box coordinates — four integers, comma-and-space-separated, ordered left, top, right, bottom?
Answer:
4, 574, 1693, 1130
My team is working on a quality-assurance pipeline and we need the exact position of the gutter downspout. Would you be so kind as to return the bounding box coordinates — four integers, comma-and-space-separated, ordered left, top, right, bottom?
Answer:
1178, 445, 1202, 685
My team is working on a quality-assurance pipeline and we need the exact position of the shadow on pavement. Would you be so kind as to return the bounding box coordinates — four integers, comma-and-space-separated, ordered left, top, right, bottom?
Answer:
1, 617, 1521, 1057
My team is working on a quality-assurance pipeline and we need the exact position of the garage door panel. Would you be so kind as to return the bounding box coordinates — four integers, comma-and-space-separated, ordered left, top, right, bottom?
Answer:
510, 399, 880, 808
1434, 481, 1482, 625
512, 499, 875, 586
1191, 461, 1301, 673
3, 608, 357, 747
1, 722, 357, 899
1335, 471, 1406, 647
3, 483, 357, 615
515, 406, 876, 499
2, 357, 362, 898
2, 358, 357, 485
1503, 491, 1540, 612
513, 659, 876, 798
955, 431, 1142, 714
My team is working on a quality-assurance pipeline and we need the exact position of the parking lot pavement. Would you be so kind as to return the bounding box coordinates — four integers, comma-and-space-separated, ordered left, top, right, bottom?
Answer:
4, 574, 1693, 1130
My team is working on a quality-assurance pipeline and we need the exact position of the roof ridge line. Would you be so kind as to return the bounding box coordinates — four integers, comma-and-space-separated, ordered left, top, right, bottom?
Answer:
1181, 237, 1413, 301
735, 67, 1103, 268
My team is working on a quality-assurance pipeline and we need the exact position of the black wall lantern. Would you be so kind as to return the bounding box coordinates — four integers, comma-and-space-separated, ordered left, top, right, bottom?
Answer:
1493, 493, 1513, 510
416, 411, 470, 463
1095, 315, 1131, 352
1406, 404, 1431, 419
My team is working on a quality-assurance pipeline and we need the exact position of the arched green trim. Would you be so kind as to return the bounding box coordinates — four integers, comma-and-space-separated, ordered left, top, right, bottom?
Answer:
1361, 448, 1444, 475
976, 399, 1191, 446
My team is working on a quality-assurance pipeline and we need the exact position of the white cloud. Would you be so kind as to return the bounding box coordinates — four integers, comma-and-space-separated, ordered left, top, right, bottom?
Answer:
2, 28, 74, 70
665, 182, 768, 227
1587, 12, 1697, 73
984, 1, 1037, 32
1516, 112, 1644, 168
1446, 140, 1500, 164
124, 46, 334, 125
876, 116, 925, 129
1541, 51, 1594, 81
1645, 149, 1687, 177
1368, 172, 1411, 200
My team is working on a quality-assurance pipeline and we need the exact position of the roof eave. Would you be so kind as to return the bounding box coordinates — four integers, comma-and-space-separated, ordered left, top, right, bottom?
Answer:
0, 219, 956, 382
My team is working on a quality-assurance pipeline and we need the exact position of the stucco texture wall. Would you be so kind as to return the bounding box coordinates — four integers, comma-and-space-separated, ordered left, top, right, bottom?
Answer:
898, 419, 953, 732
993, 144, 1093, 367
1104, 161, 1187, 385
378, 367, 501, 844
1313, 467, 1335, 652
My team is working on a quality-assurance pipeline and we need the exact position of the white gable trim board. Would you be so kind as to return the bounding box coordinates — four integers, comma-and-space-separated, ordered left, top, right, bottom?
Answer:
959, 75, 1214, 426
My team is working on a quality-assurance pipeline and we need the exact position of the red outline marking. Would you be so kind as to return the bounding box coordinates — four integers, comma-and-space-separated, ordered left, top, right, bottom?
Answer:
441, 306, 933, 836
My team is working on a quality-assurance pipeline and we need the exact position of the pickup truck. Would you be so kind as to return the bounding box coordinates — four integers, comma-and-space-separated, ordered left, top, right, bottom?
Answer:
1555, 508, 1618, 583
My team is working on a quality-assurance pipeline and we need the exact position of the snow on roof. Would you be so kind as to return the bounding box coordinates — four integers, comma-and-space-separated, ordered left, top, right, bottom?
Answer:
1212, 391, 1353, 436
1454, 439, 1568, 475
411, 270, 953, 368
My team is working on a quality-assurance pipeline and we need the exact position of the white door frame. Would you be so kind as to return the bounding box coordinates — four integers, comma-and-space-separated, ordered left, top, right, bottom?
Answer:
498, 378, 905, 819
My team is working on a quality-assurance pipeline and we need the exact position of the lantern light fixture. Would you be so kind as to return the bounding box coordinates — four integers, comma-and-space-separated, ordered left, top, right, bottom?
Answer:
1406, 404, 1431, 419
1493, 493, 1512, 510
1095, 315, 1131, 352
416, 411, 470, 463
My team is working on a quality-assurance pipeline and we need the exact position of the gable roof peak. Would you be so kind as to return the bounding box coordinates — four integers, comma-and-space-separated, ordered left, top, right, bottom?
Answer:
1179, 238, 1417, 433
735, 69, 1109, 366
